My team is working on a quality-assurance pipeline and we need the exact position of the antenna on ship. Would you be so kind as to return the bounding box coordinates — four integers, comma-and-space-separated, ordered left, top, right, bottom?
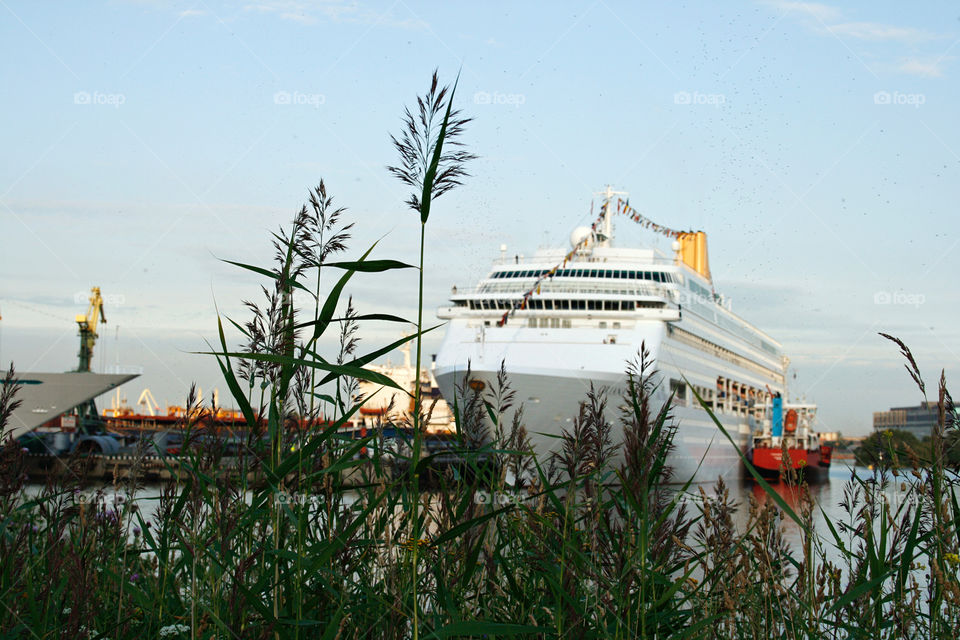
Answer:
593, 185, 628, 248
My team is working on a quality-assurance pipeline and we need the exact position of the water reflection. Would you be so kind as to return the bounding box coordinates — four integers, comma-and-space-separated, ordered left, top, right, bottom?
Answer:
24, 463, 952, 552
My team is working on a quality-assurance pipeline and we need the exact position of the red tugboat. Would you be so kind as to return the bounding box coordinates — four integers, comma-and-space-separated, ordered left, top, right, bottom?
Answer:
747, 389, 832, 480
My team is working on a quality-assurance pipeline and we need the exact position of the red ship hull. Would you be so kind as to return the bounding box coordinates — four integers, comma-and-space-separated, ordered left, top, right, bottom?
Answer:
749, 445, 832, 479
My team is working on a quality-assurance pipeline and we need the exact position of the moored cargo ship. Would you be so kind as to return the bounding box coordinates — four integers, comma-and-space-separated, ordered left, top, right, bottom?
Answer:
748, 395, 832, 480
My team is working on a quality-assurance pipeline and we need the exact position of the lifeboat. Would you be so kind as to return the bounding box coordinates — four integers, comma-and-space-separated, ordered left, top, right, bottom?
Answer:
784, 409, 798, 433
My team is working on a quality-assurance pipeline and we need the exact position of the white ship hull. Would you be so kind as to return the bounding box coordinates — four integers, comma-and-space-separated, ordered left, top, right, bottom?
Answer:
435, 366, 749, 483
434, 318, 769, 483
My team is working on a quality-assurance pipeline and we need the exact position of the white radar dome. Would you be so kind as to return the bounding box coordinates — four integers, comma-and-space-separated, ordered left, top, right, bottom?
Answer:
570, 227, 592, 248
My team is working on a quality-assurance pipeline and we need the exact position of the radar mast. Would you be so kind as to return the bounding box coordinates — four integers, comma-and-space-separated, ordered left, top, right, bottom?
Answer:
593, 185, 628, 248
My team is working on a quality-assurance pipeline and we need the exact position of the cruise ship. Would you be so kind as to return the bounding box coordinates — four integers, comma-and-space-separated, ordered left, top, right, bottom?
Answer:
433, 187, 789, 482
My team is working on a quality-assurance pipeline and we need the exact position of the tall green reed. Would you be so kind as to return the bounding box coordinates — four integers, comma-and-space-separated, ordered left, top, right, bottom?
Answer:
388, 69, 475, 640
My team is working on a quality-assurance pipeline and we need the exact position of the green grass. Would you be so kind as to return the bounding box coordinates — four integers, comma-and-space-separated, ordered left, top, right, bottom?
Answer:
0, 73, 958, 639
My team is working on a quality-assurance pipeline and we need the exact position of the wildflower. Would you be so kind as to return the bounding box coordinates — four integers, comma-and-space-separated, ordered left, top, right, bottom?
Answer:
130, 573, 139, 582
946, 553, 959, 567
159, 623, 190, 637
399, 538, 430, 550
132, 526, 141, 536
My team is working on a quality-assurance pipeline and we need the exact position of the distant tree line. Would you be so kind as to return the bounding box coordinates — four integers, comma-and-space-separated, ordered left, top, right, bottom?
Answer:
855, 428, 960, 467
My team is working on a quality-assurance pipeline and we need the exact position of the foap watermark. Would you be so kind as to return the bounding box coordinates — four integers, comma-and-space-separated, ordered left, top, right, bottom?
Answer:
273, 90, 325, 108
874, 291, 925, 308
73, 291, 126, 306
473, 90, 526, 107
873, 91, 925, 108
275, 491, 329, 506
674, 290, 716, 307
73, 90, 126, 108
73, 492, 131, 508
473, 490, 533, 506
674, 91, 726, 107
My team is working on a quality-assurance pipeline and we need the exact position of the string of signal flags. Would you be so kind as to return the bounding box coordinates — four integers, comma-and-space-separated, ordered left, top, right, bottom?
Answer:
497, 199, 692, 327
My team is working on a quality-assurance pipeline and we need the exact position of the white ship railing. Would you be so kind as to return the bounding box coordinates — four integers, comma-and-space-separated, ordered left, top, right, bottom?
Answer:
472, 281, 674, 297
489, 254, 678, 266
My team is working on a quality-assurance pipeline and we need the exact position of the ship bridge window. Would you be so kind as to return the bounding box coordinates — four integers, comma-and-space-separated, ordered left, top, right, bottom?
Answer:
498, 269, 674, 282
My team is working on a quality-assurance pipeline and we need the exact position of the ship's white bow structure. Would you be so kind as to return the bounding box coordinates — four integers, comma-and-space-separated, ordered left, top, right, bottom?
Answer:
434, 187, 789, 483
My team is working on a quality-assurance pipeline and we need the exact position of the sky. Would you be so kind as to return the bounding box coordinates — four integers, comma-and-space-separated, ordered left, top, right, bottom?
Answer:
1, 0, 958, 436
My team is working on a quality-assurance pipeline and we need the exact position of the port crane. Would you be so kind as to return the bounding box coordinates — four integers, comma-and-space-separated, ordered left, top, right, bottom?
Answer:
137, 388, 161, 416
71, 287, 112, 432
76, 287, 106, 373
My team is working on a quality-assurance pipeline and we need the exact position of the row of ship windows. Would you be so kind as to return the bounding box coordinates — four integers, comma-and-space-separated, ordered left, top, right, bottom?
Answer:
481, 317, 623, 331
490, 269, 677, 283
461, 299, 665, 311
527, 318, 622, 331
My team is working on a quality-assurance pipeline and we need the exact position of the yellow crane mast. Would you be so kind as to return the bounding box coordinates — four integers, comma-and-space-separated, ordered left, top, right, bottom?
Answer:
76, 286, 106, 373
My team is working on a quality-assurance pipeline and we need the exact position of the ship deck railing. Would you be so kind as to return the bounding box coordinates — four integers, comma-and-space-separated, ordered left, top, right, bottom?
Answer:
471, 281, 675, 297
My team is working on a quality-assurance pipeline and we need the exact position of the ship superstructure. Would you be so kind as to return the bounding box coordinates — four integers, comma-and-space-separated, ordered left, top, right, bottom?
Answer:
353, 340, 455, 434
433, 187, 790, 482
748, 398, 832, 478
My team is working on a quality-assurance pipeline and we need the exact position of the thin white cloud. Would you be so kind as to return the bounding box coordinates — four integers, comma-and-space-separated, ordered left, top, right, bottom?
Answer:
279, 11, 317, 25
827, 22, 936, 43
894, 56, 954, 78
243, 1, 425, 29
179, 9, 207, 18
762, 1, 841, 23
761, 0, 940, 44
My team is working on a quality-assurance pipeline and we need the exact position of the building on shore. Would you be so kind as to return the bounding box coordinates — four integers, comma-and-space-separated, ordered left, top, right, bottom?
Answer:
872, 402, 939, 440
